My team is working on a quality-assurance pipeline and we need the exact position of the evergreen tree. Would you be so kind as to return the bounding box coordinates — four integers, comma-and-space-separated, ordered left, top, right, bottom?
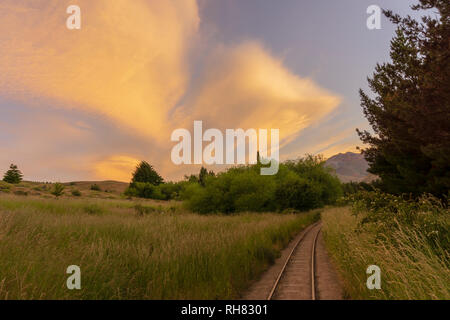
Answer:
198, 167, 216, 186
198, 167, 208, 187
2, 164, 23, 184
130, 161, 163, 186
357, 0, 449, 197
51, 183, 65, 198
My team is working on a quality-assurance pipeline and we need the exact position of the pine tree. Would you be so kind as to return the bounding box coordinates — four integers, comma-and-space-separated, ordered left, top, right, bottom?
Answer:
3, 164, 23, 184
198, 167, 208, 187
130, 161, 163, 186
357, 0, 450, 197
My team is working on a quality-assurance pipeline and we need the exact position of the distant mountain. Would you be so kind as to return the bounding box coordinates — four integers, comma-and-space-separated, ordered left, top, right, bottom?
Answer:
325, 152, 376, 183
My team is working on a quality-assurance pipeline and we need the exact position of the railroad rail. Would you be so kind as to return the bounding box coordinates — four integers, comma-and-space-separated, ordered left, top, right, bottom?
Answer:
267, 222, 322, 300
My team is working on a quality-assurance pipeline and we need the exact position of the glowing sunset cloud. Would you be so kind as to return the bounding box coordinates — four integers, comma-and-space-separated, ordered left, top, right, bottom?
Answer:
176, 42, 341, 147
0, 1, 353, 181
0, 0, 199, 141
94, 155, 140, 182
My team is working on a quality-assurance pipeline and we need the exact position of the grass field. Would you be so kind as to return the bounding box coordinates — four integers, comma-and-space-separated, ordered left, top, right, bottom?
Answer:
321, 207, 450, 300
0, 180, 128, 200
0, 194, 319, 299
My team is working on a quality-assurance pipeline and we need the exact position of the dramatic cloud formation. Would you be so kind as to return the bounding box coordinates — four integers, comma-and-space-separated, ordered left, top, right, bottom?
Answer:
176, 42, 340, 146
0, 1, 344, 181
0, 0, 199, 141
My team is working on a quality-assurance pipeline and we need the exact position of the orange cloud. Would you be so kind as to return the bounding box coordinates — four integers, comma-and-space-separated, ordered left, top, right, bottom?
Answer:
176, 42, 341, 147
94, 155, 140, 182
0, 0, 199, 141
0, 2, 343, 181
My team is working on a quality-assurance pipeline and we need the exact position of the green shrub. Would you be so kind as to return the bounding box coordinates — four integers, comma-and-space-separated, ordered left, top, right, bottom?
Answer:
349, 190, 449, 260
186, 167, 276, 214
284, 155, 342, 205
125, 181, 186, 200
124, 155, 343, 214
0, 181, 11, 193
90, 184, 101, 191
228, 170, 276, 212
125, 182, 155, 199
186, 156, 343, 214
158, 182, 183, 200
274, 172, 322, 211
71, 190, 82, 197
51, 183, 65, 198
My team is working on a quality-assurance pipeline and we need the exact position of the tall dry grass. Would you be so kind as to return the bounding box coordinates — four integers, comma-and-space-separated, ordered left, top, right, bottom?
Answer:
321, 207, 449, 300
0, 195, 319, 299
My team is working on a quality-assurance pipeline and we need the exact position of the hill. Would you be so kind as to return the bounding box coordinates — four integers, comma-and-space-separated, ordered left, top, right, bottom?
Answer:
325, 152, 376, 183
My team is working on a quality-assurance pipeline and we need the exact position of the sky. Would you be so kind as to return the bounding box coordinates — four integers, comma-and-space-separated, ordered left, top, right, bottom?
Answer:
0, 0, 418, 182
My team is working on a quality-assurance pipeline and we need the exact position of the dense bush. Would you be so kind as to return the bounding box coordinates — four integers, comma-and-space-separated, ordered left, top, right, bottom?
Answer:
186, 155, 342, 214
125, 182, 159, 199
71, 190, 82, 197
349, 190, 449, 259
124, 156, 343, 214
185, 167, 277, 214
51, 183, 65, 198
274, 172, 322, 211
90, 184, 101, 191
0, 181, 11, 193
125, 181, 186, 200
125, 166, 213, 201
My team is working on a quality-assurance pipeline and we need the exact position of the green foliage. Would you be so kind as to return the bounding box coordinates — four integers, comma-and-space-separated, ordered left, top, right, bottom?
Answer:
71, 190, 82, 197
124, 156, 342, 213
125, 180, 193, 201
349, 190, 449, 260
157, 182, 183, 200
284, 155, 343, 204
2, 164, 23, 184
125, 182, 156, 199
51, 183, 65, 198
0, 181, 11, 193
186, 155, 343, 214
186, 167, 277, 214
198, 166, 215, 187
184, 167, 215, 186
341, 180, 382, 196
125, 162, 165, 199
358, 1, 450, 197
131, 161, 163, 186
274, 172, 321, 211
322, 206, 449, 300
90, 184, 101, 191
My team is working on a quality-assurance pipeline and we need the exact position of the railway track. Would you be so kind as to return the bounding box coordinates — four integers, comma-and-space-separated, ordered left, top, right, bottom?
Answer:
267, 222, 322, 300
